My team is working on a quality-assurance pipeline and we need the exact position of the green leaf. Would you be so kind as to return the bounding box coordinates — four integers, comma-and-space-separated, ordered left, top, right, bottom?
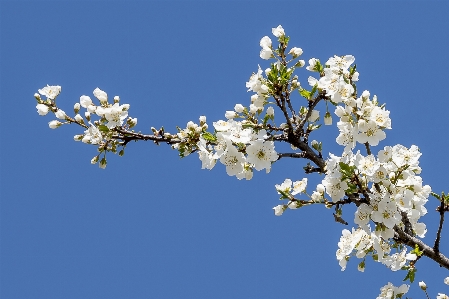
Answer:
202, 132, 217, 142
339, 162, 352, 173
310, 84, 317, 99
403, 268, 416, 283
299, 88, 311, 100
98, 125, 109, 133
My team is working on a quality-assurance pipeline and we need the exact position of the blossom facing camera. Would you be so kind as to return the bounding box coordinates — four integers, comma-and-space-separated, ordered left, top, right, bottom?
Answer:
38, 85, 61, 100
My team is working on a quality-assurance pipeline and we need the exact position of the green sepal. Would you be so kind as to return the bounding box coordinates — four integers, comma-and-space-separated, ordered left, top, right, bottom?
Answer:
277, 189, 290, 200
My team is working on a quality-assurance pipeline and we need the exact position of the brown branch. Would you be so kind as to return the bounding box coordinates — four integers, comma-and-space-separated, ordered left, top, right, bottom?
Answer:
434, 200, 446, 253
112, 128, 181, 146
277, 152, 306, 159
394, 226, 449, 270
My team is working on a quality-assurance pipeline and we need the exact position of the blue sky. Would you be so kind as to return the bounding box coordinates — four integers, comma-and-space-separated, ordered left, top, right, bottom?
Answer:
1, 1, 449, 298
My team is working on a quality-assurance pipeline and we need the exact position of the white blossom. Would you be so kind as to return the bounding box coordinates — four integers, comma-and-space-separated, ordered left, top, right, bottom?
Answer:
38, 85, 61, 100
272, 25, 285, 37
93, 87, 108, 104
246, 140, 278, 172
80, 95, 93, 108
36, 104, 49, 116
48, 120, 62, 129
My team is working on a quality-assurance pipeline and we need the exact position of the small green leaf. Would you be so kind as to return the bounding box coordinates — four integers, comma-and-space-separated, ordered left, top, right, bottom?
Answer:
299, 88, 311, 100
403, 268, 416, 283
202, 132, 217, 142
98, 125, 109, 133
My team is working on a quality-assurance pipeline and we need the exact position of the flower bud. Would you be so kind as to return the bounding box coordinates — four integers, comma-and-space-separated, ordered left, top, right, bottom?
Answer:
93, 88, 108, 104
34, 93, 42, 101
419, 281, 427, 290
85, 111, 91, 121
273, 205, 285, 216
316, 184, 325, 193
288, 47, 303, 58
225, 111, 237, 119
48, 120, 62, 129
91, 155, 99, 164
324, 111, 332, 125
295, 60, 305, 68
74, 103, 80, 114
199, 115, 206, 124
122, 104, 130, 111
249, 104, 258, 114
272, 25, 285, 38
234, 104, 244, 113
250, 94, 258, 103
266, 106, 274, 116
445, 277, 449, 285
74, 134, 84, 141
187, 121, 196, 129
74, 114, 83, 122
128, 117, 137, 128
114, 96, 120, 103
99, 157, 107, 169
119, 149, 125, 156
308, 110, 319, 122
80, 95, 93, 108
87, 105, 96, 113
55, 109, 67, 120
362, 90, 370, 99
36, 104, 49, 116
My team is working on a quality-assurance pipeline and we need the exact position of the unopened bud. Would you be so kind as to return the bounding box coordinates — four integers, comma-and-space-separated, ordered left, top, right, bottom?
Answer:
75, 114, 84, 124
295, 60, 305, 68
362, 90, 370, 99
114, 96, 120, 103
74, 103, 80, 114
74, 134, 84, 141
234, 104, 244, 113
128, 117, 137, 128
99, 157, 107, 169
34, 93, 42, 101
48, 120, 62, 129
55, 109, 67, 120
324, 111, 332, 125
122, 104, 130, 111
87, 105, 96, 113
119, 149, 125, 156
85, 111, 91, 121
91, 155, 100, 164
419, 281, 427, 290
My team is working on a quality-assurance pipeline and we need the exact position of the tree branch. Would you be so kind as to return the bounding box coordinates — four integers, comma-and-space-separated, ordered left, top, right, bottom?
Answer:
394, 226, 449, 270
434, 200, 446, 253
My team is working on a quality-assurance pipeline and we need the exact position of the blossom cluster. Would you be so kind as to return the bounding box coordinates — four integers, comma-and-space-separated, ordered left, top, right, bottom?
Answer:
35, 86, 137, 168
34, 25, 446, 298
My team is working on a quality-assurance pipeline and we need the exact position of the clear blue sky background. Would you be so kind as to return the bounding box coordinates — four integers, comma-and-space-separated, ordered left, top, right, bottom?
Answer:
1, 1, 449, 298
